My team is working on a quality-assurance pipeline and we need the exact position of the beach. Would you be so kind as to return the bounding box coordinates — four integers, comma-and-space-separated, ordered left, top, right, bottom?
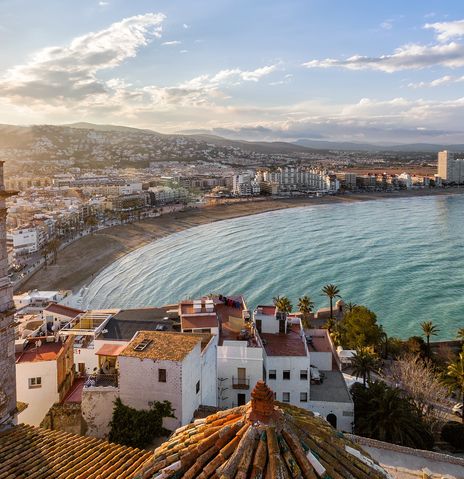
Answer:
18, 188, 464, 293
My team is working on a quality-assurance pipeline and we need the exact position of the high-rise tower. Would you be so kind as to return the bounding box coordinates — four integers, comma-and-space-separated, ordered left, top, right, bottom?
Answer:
0, 161, 17, 428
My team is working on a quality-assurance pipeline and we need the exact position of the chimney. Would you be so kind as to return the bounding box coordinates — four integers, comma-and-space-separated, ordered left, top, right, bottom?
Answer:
0, 161, 18, 429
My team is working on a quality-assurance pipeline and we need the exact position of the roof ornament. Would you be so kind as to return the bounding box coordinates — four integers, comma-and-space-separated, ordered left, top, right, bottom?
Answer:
249, 380, 275, 422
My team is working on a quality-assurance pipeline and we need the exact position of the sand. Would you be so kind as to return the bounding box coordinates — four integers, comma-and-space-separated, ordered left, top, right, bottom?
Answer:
17, 188, 464, 293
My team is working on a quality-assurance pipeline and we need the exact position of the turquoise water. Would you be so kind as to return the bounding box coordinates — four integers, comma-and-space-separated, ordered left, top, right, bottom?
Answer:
82, 195, 464, 340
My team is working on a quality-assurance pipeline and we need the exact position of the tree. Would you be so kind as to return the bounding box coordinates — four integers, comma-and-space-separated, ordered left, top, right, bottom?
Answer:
345, 302, 357, 314
351, 381, 434, 450
457, 328, 464, 347
48, 238, 61, 264
273, 295, 292, 314
443, 350, 464, 424
108, 398, 175, 448
85, 214, 98, 233
351, 348, 379, 387
339, 305, 383, 350
298, 295, 314, 329
420, 320, 439, 357
321, 284, 340, 319
390, 354, 450, 431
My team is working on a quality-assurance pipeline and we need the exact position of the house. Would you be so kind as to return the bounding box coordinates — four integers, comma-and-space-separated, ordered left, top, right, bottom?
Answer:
15, 336, 74, 426
117, 331, 217, 430
42, 303, 84, 332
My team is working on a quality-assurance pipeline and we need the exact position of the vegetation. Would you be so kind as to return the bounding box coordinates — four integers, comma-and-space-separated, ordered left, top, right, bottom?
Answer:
443, 349, 464, 423
351, 381, 434, 450
297, 295, 314, 328
321, 283, 340, 318
351, 348, 379, 387
420, 320, 440, 357
108, 398, 175, 448
338, 305, 383, 350
272, 295, 293, 314
390, 354, 449, 431
441, 421, 464, 450
457, 327, 464, 346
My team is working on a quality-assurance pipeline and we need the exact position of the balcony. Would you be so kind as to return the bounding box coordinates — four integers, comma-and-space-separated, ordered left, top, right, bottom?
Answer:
83, 373, 118, 389
232, 376, 250, 390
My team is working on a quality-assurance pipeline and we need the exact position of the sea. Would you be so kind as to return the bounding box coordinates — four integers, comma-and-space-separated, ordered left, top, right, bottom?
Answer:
81, 194, 464, 340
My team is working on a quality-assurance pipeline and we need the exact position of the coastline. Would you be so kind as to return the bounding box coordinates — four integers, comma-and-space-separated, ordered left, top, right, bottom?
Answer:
18, 187, 464, 294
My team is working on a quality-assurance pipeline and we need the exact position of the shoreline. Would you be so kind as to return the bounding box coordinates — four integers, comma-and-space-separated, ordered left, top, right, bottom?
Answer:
18, 187, 464, 294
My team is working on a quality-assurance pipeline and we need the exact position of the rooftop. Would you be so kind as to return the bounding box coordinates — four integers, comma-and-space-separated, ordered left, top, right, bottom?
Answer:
44, 303, 84, 318
15, 339, 65, 363
310, 370, 353, 403
101, 307, 177, 340
0, 424, 152, 479
260, 325, 307, 357
139, 381, 389, 479
119, 330, 212, 362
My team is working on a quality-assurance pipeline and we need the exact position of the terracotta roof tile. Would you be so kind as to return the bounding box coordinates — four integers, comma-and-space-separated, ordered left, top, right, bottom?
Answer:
44, 303, 84, 317
138, 381, 390, 479
119, 330, 212, 362
0, 424, 152, 479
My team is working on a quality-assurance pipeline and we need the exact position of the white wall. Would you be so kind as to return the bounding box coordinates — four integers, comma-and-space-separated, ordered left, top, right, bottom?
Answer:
200, 336, 218, 408
308, 400, 354, 432
217, 341, 263, 408
180, 344, 202, 425
265, 355, 310, 409
81, 387, 119, 439
73, 343, 99, 374
118, 355, 184, 431
17, 360, 58, 426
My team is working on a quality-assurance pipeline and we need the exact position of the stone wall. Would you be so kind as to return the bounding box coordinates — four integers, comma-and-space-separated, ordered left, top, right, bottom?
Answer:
40, 402, 86, 436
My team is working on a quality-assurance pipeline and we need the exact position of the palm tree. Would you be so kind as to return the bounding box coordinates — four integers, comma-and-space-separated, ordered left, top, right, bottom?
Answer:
322, 284, 341, 319
457, 328, 464, 347
351, 348, 379, 387
346, 302, 357, 313
420, 321, 439, 357
272, 295, 292, 314
352, 380, 434, 449
443, 350, 464, 423
298, 295, 314, 329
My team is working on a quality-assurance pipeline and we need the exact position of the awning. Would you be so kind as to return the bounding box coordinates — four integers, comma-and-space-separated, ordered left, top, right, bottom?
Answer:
96, 343, 126, 357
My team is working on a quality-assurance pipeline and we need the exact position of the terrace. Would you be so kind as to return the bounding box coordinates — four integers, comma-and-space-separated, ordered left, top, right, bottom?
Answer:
61, 309, 118, 336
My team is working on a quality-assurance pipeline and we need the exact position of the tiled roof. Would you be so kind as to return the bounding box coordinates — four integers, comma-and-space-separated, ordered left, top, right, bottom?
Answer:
0, 424, 152, 479
138, 381, 390, 479
44, 303, 84, 317
119, 331, 211, 362
260, 330, 307, 356
15, 340, 65, 363
181, 314, 218, 329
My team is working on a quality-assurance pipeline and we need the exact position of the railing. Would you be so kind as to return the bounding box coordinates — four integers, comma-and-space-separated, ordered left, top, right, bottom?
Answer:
84, 373, 118, 388
232, 376, 250, 389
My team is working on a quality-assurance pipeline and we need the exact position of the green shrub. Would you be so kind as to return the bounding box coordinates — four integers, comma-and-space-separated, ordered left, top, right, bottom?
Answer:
441, 421, 464, 450
108, 398, 175, 449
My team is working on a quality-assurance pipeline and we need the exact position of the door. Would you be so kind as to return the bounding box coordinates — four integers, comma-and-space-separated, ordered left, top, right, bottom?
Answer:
255, 319, 262, 333
279, 319, 286, 333
237, 393, 246, 406
327, 413, 337, 429
237, 368, 246, 380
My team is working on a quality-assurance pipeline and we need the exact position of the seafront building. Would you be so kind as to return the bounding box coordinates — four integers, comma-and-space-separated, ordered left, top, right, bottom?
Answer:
438, 150, 464, 184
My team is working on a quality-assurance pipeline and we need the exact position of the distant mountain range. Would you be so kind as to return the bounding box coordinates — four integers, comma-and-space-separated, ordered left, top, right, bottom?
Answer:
0, 122, 463, 156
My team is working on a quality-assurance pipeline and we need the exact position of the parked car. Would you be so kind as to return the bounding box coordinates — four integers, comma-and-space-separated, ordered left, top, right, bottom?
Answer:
452, 403, 463, 417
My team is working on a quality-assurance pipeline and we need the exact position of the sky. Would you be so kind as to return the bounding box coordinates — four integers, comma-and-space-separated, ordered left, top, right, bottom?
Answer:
1, 0, 464, 144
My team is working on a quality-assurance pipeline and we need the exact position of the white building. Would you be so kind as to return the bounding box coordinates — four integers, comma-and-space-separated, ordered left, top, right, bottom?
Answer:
8, 226, 46, 255
438, 150, 464, 184
15, 337, 74, 426
398, 172, 413, 189
117, 330, 217, 430
232, 174, 260, 196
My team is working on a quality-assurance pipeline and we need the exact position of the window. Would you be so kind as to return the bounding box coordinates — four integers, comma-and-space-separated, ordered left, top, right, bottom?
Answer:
158, 369, 166, 382
283, 370, 290, 380
282, 392, 290, 403
196, 380, 200, 394
28, 377, 42, 388
268, 370, 276, 380
300, 370, 308, 380
300, 392, 308, 402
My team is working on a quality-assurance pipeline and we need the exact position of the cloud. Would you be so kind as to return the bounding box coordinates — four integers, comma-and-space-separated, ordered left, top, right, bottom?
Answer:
425, 19, 464, 41
98, 1, 109, 6
408, 74, 464, 88
180, 49, 189, 54
380, 21, 393, 30
0, 13, 165, 104
162, 40, 181, 46
303, 41, 464, 72
183, 23, 189, 29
